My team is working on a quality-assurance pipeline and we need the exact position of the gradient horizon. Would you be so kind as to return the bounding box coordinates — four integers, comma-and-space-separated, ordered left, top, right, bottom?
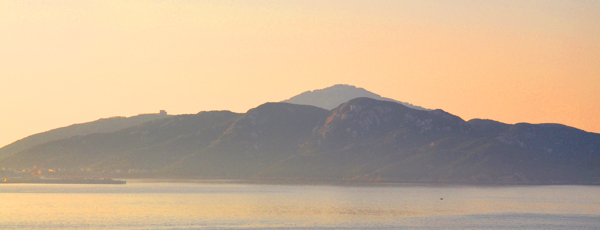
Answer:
1, 0, 599, 147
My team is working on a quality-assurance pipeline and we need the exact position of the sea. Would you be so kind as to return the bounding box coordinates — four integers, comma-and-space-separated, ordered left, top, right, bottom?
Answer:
1, 180, 599, 229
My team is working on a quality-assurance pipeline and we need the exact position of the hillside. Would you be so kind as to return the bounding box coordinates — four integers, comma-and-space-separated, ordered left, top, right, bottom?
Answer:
2, 98, 599, 185
0, 111, 237, 170
0, 112, 170, 159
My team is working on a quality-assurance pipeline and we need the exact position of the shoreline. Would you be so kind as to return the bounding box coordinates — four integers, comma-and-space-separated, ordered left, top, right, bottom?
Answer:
1, 178, 126, 185
118, 177, 600, 187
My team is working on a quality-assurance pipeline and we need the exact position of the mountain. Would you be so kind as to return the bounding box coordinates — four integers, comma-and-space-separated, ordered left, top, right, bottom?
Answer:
0, 84, 422, 160
282, 84, 428, 111
0, 111, 171, 159
170, 103, 330, 178
0, 111, 237, 170
2, 98, 598, 185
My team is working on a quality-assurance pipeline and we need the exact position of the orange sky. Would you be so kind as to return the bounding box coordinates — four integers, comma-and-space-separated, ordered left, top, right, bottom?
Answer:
1, 0, 599, 147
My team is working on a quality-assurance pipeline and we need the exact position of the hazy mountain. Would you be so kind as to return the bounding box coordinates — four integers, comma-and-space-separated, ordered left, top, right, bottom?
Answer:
282, 84, 428, 111
0, 111, 237, 170
170, 103, 330, 178
2, 99, 599, 184
0, 111, 171, 159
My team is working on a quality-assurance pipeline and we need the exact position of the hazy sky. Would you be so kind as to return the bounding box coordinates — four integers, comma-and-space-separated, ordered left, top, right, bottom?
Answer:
1, 0, 599, 147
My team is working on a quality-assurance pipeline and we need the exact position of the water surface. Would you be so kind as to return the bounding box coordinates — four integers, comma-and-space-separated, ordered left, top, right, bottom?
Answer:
1, 181, 599, 229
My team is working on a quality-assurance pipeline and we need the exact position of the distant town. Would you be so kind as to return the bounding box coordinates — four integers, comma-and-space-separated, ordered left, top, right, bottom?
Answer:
1, 165, 150, 182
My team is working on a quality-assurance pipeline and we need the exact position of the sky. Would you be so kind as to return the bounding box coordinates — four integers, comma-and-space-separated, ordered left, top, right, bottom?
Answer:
1, 0, 599, 148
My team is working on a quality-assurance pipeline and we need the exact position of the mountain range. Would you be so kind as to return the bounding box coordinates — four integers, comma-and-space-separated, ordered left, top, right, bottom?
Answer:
1, 85, 599, 184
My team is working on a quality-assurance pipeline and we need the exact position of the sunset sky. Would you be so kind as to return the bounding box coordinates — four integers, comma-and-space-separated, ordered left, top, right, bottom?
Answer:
1, 0, 599, 148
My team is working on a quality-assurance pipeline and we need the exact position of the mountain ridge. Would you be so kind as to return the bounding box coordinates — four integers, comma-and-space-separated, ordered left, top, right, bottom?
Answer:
0, 112, 171, 159
282, 84, 428, 111
2, 97, 598, 185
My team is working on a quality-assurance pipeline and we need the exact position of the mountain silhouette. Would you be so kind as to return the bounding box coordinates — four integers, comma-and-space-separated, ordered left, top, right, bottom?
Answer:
2, 98, 598, 185
282, 84, 428, 110
0, 112, 170, 159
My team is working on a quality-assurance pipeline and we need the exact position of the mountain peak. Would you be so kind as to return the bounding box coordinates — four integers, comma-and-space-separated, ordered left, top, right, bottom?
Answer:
282, 84, 428, 111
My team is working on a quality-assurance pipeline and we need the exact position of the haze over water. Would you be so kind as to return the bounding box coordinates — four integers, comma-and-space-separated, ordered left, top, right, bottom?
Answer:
1, 182, 599, 229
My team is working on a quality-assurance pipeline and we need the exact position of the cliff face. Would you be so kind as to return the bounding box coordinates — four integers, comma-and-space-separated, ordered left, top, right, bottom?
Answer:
2, 98, 599, 184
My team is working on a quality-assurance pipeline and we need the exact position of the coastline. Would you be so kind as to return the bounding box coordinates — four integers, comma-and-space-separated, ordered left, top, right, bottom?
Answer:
1, 178, 126, 185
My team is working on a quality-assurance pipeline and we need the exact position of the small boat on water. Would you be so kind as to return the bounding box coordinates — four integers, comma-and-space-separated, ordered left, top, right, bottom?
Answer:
1, 178, 126, 185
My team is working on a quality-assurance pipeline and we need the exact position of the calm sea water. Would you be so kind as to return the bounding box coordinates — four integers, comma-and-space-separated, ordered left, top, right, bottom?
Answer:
1, 181, 599, 229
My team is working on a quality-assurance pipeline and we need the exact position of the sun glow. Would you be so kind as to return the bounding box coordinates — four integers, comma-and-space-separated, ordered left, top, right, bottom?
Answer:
1, 0, 599, 147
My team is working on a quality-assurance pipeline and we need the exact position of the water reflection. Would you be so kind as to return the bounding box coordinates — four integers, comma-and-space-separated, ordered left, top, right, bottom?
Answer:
1, 182, 599, 229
